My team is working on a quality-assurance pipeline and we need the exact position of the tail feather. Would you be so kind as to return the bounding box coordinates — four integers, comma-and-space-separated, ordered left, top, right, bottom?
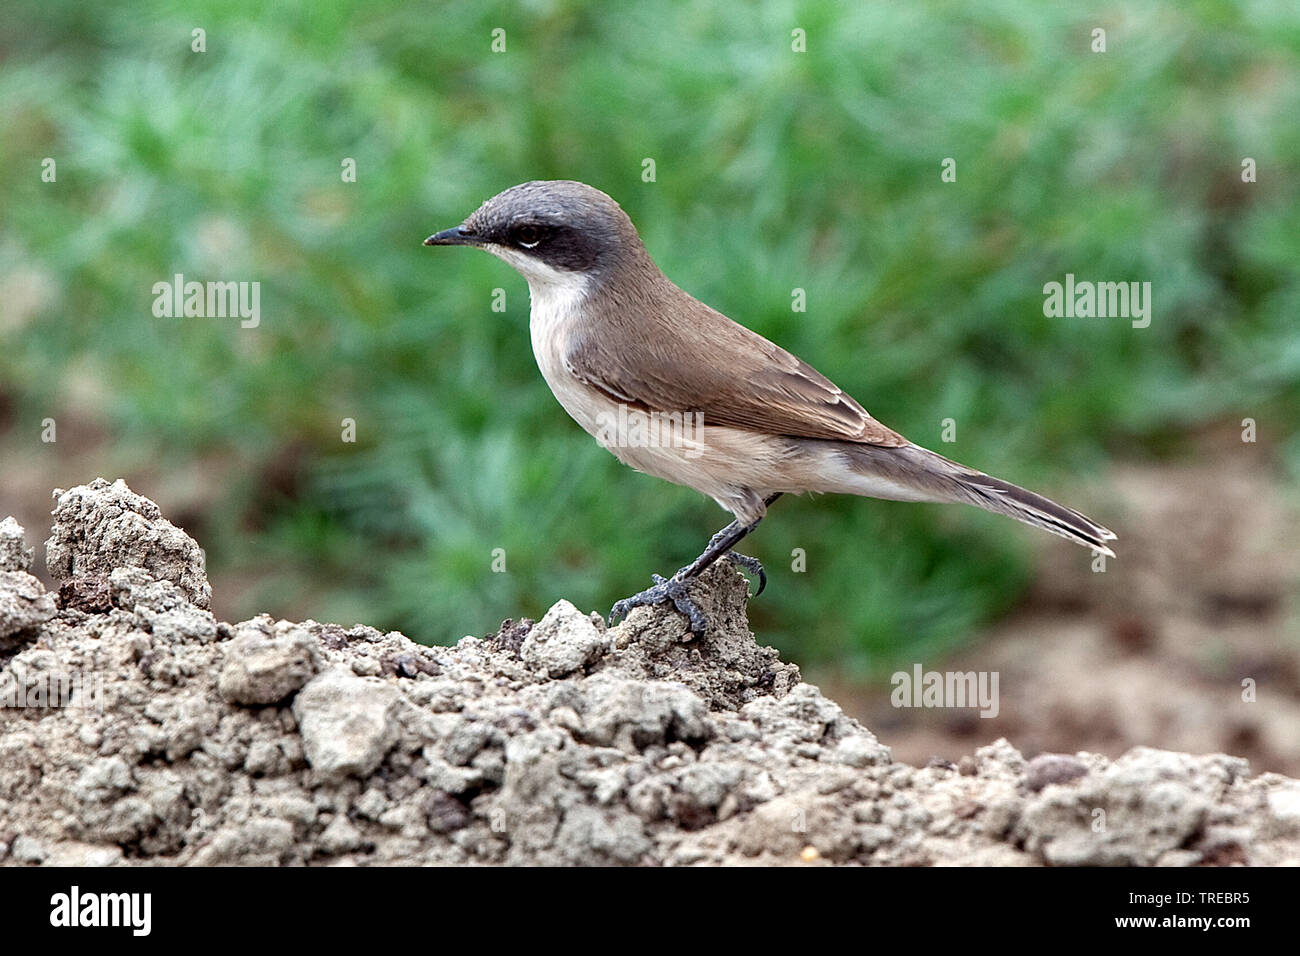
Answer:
955, 468, 1117, 557
841, 443, 1117, 556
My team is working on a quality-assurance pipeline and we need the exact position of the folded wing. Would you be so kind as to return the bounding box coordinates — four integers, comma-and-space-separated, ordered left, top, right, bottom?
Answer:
563, 302, 908, 447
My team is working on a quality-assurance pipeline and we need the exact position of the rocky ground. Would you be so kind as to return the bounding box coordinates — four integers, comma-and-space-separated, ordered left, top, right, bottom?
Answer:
1, 478, 1298, 866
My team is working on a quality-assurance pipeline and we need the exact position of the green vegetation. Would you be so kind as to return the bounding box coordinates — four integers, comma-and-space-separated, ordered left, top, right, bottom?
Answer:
1, 1, 1296, 676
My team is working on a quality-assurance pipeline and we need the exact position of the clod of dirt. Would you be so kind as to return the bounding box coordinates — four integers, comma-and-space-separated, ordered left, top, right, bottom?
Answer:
0, 517, 56, 651
0, 517, 34, 573
45, 477, 212, 609
0, 568, 55, 646
292, 667, 402, 781
0, 479, 1297, 866
1024, 753, 1089, 792
218, 623, 322, 706
520, 601, 605, 678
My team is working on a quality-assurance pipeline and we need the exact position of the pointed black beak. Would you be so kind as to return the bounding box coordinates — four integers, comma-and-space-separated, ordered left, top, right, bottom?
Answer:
423, 227, 479, 247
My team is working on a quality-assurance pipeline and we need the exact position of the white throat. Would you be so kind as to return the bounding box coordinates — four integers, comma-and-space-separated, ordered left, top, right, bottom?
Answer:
485, 243, 592, 346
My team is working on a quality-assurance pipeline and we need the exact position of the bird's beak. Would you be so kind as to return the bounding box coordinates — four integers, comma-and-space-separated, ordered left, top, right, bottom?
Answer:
423, 227, 480, 247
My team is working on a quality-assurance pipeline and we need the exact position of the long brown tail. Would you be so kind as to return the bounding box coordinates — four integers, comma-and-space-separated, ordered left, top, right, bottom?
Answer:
843, 443, 1117, 556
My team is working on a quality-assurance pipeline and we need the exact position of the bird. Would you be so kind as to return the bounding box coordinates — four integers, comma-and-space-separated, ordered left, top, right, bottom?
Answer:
425, 180, 1116, 635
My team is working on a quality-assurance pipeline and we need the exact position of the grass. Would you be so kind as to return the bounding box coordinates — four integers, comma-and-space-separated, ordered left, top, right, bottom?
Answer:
1, 0, 1297, 676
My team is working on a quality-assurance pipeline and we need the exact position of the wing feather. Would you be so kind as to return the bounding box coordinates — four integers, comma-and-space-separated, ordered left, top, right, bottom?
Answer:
563, 300, 907, 446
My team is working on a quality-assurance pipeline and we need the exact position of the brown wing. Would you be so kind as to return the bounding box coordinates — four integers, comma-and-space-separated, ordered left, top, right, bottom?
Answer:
564, 300, 908, 446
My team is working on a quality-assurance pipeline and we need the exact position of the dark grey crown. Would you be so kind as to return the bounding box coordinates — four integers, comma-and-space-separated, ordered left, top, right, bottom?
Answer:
458, 180, 641, 273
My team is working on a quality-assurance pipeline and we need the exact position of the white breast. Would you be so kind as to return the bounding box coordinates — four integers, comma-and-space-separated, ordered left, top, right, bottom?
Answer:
488, 245, 785, 524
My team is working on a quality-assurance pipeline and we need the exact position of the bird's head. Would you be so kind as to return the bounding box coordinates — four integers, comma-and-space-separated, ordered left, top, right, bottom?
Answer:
425, 180, 644, 289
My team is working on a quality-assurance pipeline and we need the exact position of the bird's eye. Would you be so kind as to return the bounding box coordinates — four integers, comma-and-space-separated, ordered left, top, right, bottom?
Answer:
513, 224, 543, 248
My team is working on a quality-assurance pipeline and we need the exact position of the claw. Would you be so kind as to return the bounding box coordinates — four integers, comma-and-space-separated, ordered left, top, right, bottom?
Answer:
725, 552, 767, 596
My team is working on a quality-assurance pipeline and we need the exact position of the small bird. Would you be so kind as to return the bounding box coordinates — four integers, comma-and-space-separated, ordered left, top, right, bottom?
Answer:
426, 181, 1116, 634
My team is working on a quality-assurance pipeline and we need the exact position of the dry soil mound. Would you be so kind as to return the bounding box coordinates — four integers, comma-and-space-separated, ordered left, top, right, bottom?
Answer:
1, 479, 1297, 866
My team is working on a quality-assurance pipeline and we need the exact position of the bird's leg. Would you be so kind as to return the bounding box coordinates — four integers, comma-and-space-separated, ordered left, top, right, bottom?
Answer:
609, 494, 782, 635
672, 516, 767, 592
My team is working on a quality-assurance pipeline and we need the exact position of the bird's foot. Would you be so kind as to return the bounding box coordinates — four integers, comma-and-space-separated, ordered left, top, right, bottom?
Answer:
609, 573, 707, 635
608, 553, 769, 636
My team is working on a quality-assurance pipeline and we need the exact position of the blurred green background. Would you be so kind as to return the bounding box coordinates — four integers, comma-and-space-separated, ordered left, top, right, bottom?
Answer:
1, 0, 1297, 677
